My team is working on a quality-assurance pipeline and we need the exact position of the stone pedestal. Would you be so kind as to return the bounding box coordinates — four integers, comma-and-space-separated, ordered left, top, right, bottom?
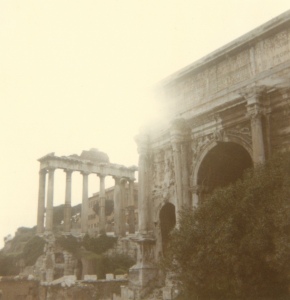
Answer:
128, 236, 158, 299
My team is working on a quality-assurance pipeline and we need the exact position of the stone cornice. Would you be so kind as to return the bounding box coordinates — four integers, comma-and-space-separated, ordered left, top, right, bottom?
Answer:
159, 10, 290, 87
38, 153, 137, 180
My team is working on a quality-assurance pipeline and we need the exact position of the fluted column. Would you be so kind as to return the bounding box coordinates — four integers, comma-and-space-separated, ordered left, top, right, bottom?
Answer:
37, 169, 47, 234
81, 172, 89, 234
127, 180, 135, 234
120, 178, 127, 237
64, 169, 73, 233
171, 141, 183, 216
113, 177, 121, 236
135, 133, 151, 235
170, 119, 190, 218
99, 174, 106, 234
244, 87, 266, 165
45, 168, 55, 232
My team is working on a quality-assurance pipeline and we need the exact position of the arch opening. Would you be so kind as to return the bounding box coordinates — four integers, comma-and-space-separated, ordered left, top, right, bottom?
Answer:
197, 142, 252, 197
159, 203, 176, 255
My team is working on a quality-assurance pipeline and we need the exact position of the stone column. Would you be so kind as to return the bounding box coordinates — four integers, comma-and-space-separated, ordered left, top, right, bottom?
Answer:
113, 177, 121, 236
45, 168, 55, 232
244, 87, 266, 165
64, 169, 73, 233
98, 174, 106, 234
120, 178, 127, 237
170, 119, 190, 217
135, 133, 151, 235
181, 143, 191, 207
171, 141, 183, 215
127, 180, 135, 234
37, 169, 47, 234
81, 172, 89, 234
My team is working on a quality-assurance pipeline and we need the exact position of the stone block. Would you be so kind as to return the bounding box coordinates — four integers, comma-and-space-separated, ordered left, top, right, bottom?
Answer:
84, 275, 97, 281
106, 273, 114, 280
163, 286, 173, 300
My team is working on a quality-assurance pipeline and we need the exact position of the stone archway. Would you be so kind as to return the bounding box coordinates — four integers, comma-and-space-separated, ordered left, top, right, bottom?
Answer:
159, 203, 176, 255
197, 142, 252, 199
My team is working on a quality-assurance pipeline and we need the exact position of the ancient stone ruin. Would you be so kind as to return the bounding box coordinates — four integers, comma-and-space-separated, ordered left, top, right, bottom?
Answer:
2, 10, 290, 300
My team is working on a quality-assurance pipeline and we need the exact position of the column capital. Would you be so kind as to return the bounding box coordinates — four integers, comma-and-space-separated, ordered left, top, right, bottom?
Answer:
120, 177, 127, 185
135, 133, 150, 155
239, 85, 265, 103
170, 118, 190, 146
246, 102, 264, 120
81, 171, 90, 176
97, 173, 106, 179
47, 167, 56, 173
64, 169, 73, 175
39, 169, 47, 175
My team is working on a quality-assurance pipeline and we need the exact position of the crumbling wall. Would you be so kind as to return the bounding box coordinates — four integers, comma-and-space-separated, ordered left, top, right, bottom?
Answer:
0, 277, 127, 300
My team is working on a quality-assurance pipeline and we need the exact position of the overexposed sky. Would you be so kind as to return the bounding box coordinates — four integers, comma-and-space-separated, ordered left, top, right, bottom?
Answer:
1, 0, 290, 247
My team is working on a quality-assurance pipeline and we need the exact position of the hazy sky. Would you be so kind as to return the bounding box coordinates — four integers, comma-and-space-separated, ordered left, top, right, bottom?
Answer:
1, 0, 290, 247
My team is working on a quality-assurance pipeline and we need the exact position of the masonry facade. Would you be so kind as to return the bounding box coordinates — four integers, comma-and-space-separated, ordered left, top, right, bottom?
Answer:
129, 10, 290, 298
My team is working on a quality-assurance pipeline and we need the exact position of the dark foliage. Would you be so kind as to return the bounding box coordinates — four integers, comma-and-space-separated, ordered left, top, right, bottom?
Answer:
0, 252, 19, 275
82, 234, 117, 254
56, 235, 81, 257
21, 236, 45, 266
165, 153, 290, 300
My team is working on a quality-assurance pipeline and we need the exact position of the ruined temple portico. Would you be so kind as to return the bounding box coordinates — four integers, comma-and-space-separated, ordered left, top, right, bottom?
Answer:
36, 149, 137, 236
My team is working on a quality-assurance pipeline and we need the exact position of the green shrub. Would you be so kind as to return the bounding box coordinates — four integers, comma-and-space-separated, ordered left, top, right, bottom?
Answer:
0, 252, 19, 275
165, 153, 290, 300
82, 234, 117, 254
56, 235, 81, 257
21, 236, 45, 266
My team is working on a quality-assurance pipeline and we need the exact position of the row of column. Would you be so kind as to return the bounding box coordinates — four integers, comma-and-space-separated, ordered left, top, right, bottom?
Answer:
37, 169, 135, 236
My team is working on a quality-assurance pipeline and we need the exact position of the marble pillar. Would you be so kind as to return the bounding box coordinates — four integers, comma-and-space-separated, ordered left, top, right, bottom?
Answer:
127, 180, 135, 234
64, 169, 73, 233
98, 174, 106, 234
81, 172, 89, 234
113, 177, 121, 236
37, 169, 47, 234
120, 178, 127, 237
45, 168, 55, 232
135, 134, 151, 235
170, 119, 190, 217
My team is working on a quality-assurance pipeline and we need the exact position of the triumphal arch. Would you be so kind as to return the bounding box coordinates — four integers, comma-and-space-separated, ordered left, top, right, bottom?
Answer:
130, 10, 290, 297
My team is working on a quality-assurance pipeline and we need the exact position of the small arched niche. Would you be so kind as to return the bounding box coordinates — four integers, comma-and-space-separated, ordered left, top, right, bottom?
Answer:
159, 203, 176, 255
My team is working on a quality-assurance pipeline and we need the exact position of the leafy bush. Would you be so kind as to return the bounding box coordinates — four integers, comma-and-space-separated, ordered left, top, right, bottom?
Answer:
82, 234, 117, 254
56, 235, 81, 257
21, 236, 45, 266
0, 252, 19, 275
165, 153, 290, 300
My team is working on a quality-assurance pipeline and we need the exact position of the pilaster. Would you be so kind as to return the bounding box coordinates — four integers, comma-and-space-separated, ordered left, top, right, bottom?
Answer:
242, 86, 266, 165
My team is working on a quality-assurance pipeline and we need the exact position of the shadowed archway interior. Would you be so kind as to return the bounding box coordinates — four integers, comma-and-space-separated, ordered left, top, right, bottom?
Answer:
160, 203, 176, 255
197, 142, 252, 194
